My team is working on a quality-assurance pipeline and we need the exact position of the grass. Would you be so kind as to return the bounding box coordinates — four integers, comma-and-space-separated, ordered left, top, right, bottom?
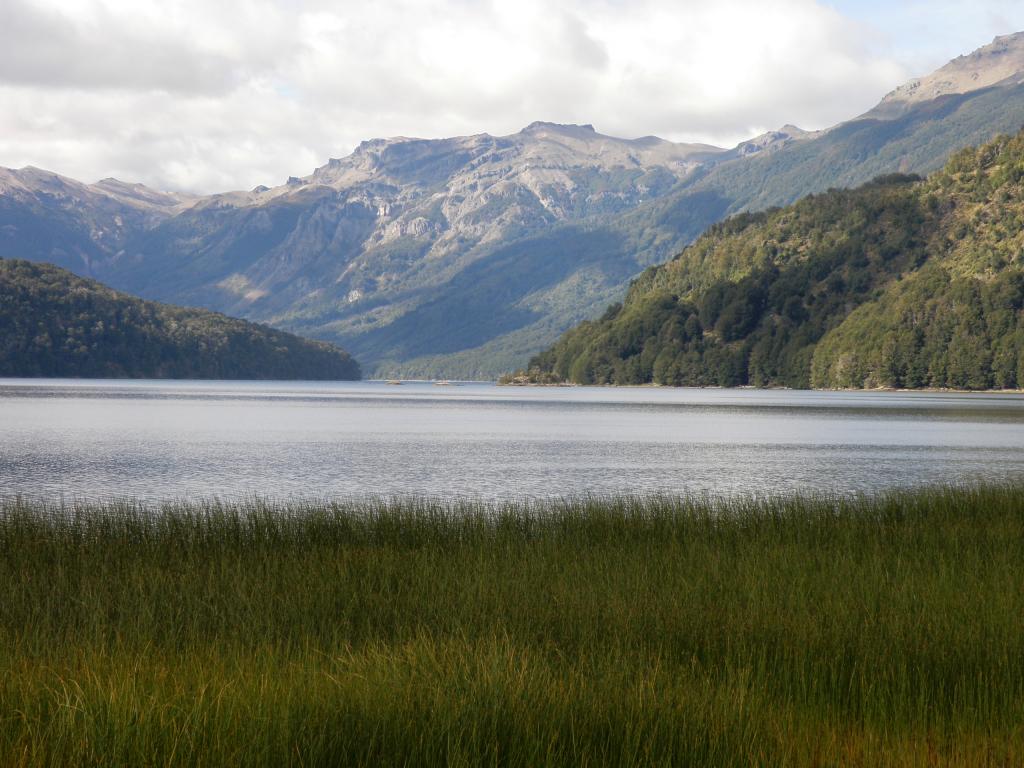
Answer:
1, 486, 1024, 766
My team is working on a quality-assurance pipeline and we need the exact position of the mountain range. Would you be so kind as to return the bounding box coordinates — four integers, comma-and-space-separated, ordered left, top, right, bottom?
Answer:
5, 33, 1024, 379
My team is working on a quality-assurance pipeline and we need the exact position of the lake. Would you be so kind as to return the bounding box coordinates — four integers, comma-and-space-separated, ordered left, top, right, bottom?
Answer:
1, 378, 1024, 501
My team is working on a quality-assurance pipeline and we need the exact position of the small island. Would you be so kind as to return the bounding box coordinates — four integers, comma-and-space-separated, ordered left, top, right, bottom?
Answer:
497, 367, 565, 385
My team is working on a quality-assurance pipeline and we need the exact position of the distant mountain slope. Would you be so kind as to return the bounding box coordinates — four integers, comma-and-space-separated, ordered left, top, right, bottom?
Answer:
529, 131, 1024, 391
107, 123, 730, 355
0, 259, 360, 380
0, 167, 195, 274
4, 33, 1024, 379
867, 33, 1024, 119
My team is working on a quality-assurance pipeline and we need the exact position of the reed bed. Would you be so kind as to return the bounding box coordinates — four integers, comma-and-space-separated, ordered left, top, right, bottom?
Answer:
1, 486, 1023, 766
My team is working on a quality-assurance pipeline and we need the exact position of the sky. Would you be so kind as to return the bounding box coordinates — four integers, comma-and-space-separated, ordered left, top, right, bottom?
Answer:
2, 0, 1023, 193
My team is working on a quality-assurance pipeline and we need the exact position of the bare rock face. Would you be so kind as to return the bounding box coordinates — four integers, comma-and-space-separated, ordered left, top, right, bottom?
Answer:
247, 121, 723, 232
869, 32, 1024, 118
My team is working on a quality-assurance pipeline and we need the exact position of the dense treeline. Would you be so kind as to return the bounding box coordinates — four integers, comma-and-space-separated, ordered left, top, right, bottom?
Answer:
0, 259, 361, 379
530, 132, 1024, 389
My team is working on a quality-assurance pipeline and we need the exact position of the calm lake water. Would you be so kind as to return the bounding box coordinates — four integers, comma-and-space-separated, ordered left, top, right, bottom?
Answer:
2, 379, 1024, 501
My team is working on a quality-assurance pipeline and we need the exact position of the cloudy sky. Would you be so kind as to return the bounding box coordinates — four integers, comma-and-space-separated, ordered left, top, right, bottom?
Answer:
2, 0, 1023, 193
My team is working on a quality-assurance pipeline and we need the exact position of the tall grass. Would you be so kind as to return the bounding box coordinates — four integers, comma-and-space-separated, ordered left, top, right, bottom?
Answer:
1, 486, 1023, 765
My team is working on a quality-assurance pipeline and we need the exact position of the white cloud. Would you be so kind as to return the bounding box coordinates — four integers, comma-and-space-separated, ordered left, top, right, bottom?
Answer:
0, 0, 1019, 193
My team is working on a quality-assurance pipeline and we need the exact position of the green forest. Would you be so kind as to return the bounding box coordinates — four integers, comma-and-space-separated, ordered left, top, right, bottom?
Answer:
529, 131, 1024, 390
0, 259, 361, 380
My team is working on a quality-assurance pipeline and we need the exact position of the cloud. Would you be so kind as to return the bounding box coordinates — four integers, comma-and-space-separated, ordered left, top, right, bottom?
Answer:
0, 0, 1021, 193
0, 0, 248, 93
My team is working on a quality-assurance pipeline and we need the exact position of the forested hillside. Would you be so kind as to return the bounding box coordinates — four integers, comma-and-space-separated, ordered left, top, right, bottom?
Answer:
0, 259, 360, 380
529, 132, 1024, 390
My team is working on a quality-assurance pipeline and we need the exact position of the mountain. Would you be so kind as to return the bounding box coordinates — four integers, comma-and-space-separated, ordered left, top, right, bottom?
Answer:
0, 124, 734, 377
0, 166, 194, 274
105, 122, 730, 370
866, 33, 1024, 119
528, 130, 1024, 391
0, 258, 360, 380
4, 33, 1024, 379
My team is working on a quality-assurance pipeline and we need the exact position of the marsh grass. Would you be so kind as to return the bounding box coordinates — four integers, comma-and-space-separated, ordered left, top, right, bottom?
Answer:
2, 486, 1024, 766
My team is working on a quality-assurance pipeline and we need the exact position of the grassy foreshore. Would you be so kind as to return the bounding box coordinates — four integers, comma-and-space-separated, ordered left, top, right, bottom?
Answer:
2, 487, 1024, 766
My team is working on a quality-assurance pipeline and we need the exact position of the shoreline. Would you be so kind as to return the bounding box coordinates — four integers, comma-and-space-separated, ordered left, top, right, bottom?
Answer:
497, 379, 1024, 394
3, 376, 1021, 394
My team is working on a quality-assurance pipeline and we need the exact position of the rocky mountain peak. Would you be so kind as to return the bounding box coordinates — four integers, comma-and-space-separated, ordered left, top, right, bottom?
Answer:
0, 166, 194, 212
869, 31, 1024, 119
92, 178, 195, 210
734, 124, 820, 157
277, 121, 721, 202
521, 121, 597, 136
778, 124, 810, 136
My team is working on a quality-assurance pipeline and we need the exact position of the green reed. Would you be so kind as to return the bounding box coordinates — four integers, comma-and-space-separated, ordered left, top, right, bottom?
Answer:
1, 486, 1023, 766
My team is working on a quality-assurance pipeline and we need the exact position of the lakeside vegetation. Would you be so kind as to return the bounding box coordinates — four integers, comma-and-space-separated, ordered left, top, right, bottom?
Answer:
530, 131, 1024, 390
0, 258, 361, 380
2, 485, 1024, 765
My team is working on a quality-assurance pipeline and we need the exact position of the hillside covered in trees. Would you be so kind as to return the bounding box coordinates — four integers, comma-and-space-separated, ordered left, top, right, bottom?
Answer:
0, 259, 360, 380
529, 131, 1024, 390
